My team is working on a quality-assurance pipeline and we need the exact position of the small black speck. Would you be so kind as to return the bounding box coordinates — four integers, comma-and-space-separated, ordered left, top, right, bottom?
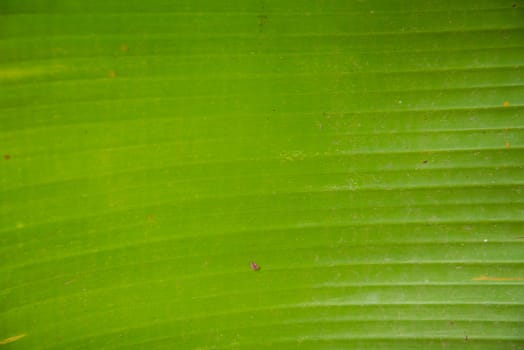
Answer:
512, 3, 517, 8
423, 160, 428, 164
272, 108, 276, 112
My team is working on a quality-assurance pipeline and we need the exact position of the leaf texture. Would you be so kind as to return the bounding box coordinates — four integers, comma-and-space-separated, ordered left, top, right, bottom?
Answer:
0, 1, 523, 349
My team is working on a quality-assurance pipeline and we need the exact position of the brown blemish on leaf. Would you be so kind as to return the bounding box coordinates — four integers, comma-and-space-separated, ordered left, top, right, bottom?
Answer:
258, 15, 268, 32
0, 334, 27, 345
506, 141, 511, 149
4, 154, 10, 160
473, 275, 524, 281
503, 101, 510, 107
120, 44, 129, 52
108, 70, 116, 78
147, 214, 156, 225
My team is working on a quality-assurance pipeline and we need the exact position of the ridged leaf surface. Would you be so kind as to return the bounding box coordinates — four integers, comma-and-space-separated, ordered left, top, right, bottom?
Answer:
1, 1, 523, 349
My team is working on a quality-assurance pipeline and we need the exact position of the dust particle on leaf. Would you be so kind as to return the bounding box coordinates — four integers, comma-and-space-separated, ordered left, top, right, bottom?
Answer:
109, 70, 116, 78
4, 154, 10, 160
120, 44, 129, 52
506, 141, 511, 149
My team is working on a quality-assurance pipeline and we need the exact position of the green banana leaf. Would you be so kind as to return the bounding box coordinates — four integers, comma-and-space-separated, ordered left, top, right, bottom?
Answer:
1, 1, 523, 349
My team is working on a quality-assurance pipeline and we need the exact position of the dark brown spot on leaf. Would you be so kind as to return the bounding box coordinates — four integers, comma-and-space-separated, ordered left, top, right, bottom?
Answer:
259, 15, 268, 27
258, 15, 268, 33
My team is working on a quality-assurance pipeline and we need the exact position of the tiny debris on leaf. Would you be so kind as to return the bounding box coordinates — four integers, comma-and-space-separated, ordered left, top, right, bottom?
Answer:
250, 261, 261, 271
0, 334, 26, 345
